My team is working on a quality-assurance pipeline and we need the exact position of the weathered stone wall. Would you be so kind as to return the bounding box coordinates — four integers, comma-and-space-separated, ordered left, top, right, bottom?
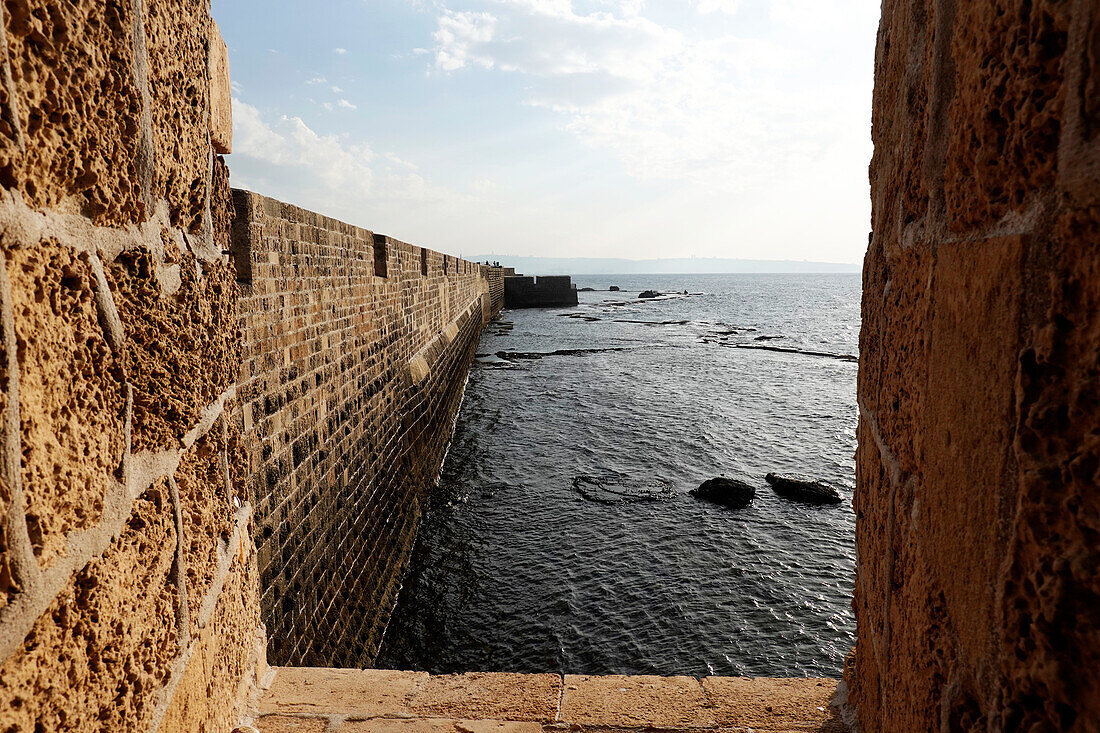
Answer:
851, 1, 1099, 730
486, 265, 506, 314
233, 192, 496, 667
0, 2, 262, 732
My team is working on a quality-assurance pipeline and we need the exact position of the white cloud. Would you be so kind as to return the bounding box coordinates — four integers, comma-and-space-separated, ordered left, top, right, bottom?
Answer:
382, 152, 420, 170
226, 1, 875, 262
230, 98, 476, 232
233, 99, 375, 193
333, 47, 348, 54
337, 99, 358, 109
694, 0, 743, 13
428, 0, 876, 192
433, 9, 498, 71
435, 1, 677, 79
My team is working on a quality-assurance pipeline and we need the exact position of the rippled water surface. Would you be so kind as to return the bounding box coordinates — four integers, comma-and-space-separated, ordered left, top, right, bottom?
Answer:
376, 273, 860, 677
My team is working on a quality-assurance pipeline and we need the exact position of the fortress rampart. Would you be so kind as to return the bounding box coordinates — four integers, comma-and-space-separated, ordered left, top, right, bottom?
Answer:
232, 192, 496, 667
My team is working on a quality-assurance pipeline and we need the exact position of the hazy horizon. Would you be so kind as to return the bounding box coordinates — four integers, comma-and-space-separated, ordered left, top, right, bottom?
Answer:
215, 0, 877, 264
465, 254, 861, 274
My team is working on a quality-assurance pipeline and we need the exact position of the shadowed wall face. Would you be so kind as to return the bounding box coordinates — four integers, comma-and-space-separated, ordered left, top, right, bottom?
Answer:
233, 192, 496, 667
852, 1, 1099, 730
0, 2, 261, 732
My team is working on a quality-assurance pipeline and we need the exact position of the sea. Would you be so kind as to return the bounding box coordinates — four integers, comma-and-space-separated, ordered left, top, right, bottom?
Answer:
375, 273, 860, 678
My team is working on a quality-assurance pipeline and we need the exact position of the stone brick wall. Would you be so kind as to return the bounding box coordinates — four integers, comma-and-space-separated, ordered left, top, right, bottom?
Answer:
0, 2, 262, 732
851, 1, 1099, 730
233, 192, 495, 667
485, 265, 506, 314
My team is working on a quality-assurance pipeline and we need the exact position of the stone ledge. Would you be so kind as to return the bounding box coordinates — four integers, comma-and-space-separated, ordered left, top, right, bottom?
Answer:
208, 20, 232, 154
252, 668, 849, 732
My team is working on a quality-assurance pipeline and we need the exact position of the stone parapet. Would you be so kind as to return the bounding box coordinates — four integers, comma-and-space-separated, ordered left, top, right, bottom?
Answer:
249, 667, 850, 732
232, 191, 493, 669
484, 266, 506, 316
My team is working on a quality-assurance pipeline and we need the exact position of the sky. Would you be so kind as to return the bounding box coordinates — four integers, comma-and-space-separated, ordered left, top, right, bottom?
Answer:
212, 0, 880, 264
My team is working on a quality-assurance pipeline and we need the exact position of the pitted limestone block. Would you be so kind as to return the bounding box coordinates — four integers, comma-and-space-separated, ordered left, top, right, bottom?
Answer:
883, 545, 949, 729
256, 717, 328, 733
944, 0, 1069, 232
224, 398, 252, 506
175, 428, 233, 638
559, 674, 714, 728
160, 538, 259, 733
0, 483, 179, 732
996, 207, 1100, 730
701, 677, 845, 730
924, 235, 1023, 668
6, 244, 125, 568
340, 721, 541, 733
0, 0, 146, 225
208, 21, 232, 155
852, 236, 937, 730
869, 0, 935, 235
1056, 6, 1100, 206
107, 247, 239, 451
409, 355, 430, 384
260, 668, 429, 717
858, 239, 932, 477
407, 672, 560, 723
144, 0, 211, 231
212, 155, 234, 256
850, 422, 894, 674
0, 304, 10, 608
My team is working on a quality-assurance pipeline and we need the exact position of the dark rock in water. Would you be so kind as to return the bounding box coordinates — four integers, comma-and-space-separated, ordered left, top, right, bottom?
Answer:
609, 285, 620, 291
690, 477, 755, 509
638, 290, 661, 299
578, 287, 595, 292
573, 474, 674, 504
765, 473, 843, 505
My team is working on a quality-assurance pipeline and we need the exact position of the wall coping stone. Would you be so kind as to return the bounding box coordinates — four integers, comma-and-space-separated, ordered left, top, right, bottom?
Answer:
248, 668, 851, 732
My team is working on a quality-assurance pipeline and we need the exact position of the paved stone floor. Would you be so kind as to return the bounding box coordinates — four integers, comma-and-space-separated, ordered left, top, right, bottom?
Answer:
249, 668, 851, 732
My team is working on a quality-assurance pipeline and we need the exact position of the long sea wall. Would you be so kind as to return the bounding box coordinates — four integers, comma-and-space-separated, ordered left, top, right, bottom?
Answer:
232, 192, 497, 667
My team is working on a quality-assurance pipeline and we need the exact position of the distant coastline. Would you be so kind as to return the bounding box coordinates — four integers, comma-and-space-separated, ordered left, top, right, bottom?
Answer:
464, 255, 861, 275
